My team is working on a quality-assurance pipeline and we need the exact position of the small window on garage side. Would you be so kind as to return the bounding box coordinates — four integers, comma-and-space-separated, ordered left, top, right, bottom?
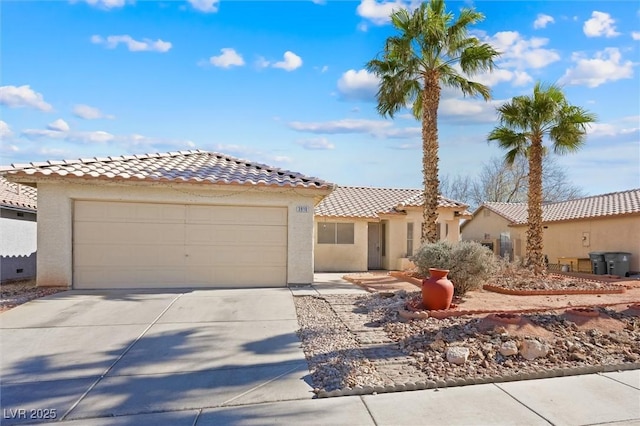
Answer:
318, 223, 337, 244
406, 222, 414, 257
317, 222, 355, 244
336, 223, 354, 244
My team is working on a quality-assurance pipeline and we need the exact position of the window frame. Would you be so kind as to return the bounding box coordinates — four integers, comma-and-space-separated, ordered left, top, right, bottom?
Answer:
317, 222, 355, 245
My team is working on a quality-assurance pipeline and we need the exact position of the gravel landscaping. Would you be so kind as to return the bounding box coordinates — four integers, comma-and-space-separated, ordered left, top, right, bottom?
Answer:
294, 290, 640, 397
0, 280, 66, 312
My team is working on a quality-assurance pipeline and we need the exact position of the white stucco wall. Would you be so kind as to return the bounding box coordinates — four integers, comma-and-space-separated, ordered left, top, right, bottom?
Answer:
34, 180, 322, 287
1, 209, 37, 282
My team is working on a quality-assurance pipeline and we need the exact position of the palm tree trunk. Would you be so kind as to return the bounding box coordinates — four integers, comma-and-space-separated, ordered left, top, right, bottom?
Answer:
526, 137, 545, 274
421, 71, 441, 244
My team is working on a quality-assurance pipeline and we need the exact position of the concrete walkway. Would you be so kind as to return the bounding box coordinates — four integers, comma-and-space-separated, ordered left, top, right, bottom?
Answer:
1, 274, 638, 425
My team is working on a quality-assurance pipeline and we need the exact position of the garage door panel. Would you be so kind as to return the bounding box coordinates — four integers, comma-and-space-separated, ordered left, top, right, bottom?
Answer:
186, 205, 286, 226
185, 225, 286, 246
75, 267, 186, 289
75, 222, 185, 245
74, 201, 288, 288
76, 201, 185, 223
76, 244, 185, 268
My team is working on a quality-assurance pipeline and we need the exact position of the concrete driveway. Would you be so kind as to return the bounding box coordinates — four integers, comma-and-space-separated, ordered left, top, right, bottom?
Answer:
0, 288, 313, 424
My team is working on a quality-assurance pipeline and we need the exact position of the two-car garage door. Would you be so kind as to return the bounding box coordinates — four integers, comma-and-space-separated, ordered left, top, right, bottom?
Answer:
73, 201, 287, 289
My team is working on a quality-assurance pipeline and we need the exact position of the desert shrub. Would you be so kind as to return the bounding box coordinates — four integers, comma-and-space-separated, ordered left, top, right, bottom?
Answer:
410, 240, 498, 296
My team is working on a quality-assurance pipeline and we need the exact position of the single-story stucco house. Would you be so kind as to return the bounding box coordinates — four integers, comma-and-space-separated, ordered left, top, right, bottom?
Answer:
0, 176, 38, 283
1, 150, 334, 289
461, 188, 640, 274
314, 186, 472, 272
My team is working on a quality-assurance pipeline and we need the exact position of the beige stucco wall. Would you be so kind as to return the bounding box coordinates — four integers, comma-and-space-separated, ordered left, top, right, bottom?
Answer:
462, 208, 639, 273
461, 208, 512, 242
515, 215, 640, 273
314, 218, 368, 272
34, 180, 321, 287
315, 207, 466, 272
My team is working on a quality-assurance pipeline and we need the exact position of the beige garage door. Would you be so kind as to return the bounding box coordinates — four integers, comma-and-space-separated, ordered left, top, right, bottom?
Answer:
73, 201, 287, 289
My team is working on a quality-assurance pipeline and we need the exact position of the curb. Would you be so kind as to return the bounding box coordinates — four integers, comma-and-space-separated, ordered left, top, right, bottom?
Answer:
315, 362, 640, 398
482, 284, 626, 296
397, 301, 640, 320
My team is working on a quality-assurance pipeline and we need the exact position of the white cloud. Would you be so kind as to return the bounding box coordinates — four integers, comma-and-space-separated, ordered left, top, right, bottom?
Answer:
72, 130, 115, 144
22, 121, 114, 144
472, 68, 533, 87
438, 98, 504, 123
356, 0, 419, 25
289, 118, 390, 134
288, 118, 420, 138
296, 137, 335, 150
22, 128, 66, 139
47, 119, 70, 132
311, 0, 326, 4
255, 56, 271, 69
0, 121, 13, 139
209, 48, 245, 68
2, 144, 20, 153
337, 69, 380, 101
632, 32, 640, 40
272, 51, 303, 71
559, 48, 634, 88
212, 143, 292, 165
533, 14, 554, 29
73, 0, 128, 9
73, 104, 114, 120
91, 35, 172, 52
586, 116, 639, 138
0, 85, 53, 111
484, 31, 560, 69
187, 0, 219, 13
583, 11, 620, 38
390, 143, 420, 150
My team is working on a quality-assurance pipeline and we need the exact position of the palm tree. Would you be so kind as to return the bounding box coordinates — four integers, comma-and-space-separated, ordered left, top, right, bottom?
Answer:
488, 82, 596, 274
366, 0, 500, 244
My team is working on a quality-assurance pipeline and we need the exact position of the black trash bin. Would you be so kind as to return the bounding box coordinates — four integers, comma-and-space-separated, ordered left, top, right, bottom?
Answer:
604, 252, 632, 277
588, 252, 607, 275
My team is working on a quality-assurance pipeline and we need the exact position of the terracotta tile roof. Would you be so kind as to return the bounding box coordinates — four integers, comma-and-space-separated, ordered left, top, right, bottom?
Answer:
315, 186, 469, 219
0, 150, 333, 190
0, 176, 37, 212
482, 188, 640, 224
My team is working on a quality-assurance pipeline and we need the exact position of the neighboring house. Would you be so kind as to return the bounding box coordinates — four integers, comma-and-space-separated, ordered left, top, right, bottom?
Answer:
1, 150, 333, 289
314, 186, 472, 272
461, 189, 640, 274
0, 176, 38, 283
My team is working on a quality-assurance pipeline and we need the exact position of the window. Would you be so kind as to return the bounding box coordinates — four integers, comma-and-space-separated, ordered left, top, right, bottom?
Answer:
406, 222, 414, 257
381, 223, 386, 256
317, 222, 354, 244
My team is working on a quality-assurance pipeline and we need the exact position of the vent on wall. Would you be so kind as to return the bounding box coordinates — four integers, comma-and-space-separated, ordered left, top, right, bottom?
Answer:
17, 269, 24, 274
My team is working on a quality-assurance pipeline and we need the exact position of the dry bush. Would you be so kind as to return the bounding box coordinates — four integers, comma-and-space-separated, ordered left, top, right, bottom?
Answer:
411, 241, 498, 296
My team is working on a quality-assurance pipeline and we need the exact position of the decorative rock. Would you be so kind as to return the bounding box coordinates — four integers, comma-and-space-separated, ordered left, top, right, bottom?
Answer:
446, 347, 470, 365
520, 339, 550, 360
430, 339, 446, 350
500, 341, 519, 357
570, 352, 587, 362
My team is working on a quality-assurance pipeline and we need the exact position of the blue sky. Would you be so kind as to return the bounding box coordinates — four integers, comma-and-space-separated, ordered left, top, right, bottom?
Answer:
1, 0, 639, 196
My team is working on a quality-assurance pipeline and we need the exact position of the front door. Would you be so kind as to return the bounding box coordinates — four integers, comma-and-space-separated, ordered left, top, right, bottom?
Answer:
368, 222, 381, 269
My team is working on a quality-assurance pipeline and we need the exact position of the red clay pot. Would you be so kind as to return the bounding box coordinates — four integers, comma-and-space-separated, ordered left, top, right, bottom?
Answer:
422, 268, 454, 311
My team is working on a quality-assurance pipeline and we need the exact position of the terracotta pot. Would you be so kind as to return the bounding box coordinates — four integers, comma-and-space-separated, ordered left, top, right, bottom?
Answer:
422, 268, 454, 310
